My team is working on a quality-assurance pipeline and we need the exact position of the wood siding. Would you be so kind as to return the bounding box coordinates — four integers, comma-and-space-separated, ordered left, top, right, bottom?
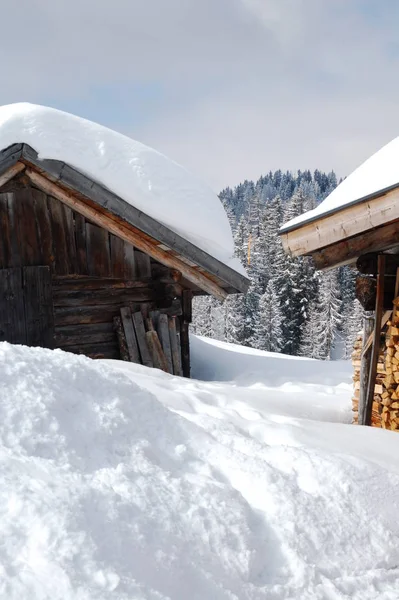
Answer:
0, 177, 151, 278
0, 176, 186, 365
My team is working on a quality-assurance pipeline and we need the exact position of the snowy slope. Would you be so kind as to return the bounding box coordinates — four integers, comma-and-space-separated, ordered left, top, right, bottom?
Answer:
281, 135, 399, 231
0, 103, 243, 274
2, 339, 399, 599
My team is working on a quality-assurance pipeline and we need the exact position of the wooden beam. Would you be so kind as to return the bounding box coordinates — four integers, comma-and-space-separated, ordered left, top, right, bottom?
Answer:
363, 254, 386, 426
358, 315, 374, 425
0, 161, 25, 189
25, 168, 228, 301
311, 219, 399, 270
281, 184, 399, 258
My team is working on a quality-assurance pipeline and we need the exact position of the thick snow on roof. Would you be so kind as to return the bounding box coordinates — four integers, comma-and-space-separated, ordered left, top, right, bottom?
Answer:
282, 135, 399, 231
0, 103, 244, 274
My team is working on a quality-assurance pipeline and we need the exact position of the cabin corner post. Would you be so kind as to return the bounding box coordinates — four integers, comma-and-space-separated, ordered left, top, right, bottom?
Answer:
362, 254, 386, 426
180, 290, 192, 378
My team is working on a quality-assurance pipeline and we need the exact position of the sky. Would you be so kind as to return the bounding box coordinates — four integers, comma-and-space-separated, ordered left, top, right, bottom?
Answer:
1, 0, 399, 191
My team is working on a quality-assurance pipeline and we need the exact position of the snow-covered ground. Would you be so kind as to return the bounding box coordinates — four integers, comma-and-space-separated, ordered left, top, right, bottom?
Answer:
1, 337, 399, 599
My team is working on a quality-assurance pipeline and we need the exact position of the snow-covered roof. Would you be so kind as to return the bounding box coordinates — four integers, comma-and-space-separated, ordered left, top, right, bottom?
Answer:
0, 103, 244, 277
281, 136, 399, 232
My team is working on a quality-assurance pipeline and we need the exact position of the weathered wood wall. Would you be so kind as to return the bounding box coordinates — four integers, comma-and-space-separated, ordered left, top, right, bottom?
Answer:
0, 175, 153, 278
0, 175, 187, 363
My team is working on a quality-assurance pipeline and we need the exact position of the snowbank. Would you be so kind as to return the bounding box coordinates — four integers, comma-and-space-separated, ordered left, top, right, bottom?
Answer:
281, 135, 399, 231
2, 339, 399, 598
0, 103, 243, 274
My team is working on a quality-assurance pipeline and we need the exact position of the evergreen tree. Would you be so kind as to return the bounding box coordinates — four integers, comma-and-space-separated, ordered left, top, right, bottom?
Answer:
252, 281, 283, 352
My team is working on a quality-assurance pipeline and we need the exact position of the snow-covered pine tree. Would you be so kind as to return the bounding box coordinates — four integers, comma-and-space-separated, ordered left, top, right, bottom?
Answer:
252, 280, 283, 352
315, 270, 343, 359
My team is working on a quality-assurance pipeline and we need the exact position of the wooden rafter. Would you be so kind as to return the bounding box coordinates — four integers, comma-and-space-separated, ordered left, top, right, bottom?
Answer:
0, 161, 25, 189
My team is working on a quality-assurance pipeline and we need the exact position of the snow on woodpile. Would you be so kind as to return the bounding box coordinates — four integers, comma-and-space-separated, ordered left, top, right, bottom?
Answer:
2, 339, 399, 599
0, 103, 243, 274
281, 135, 399, 231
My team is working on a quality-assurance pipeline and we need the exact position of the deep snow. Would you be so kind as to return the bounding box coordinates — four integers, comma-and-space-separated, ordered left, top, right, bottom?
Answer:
1, 338, 399, 599
281, 134, 399, 231
0, 103, 243, 274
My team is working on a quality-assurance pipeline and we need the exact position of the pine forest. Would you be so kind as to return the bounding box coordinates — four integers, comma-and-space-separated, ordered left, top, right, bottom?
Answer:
192, 169, 363, 359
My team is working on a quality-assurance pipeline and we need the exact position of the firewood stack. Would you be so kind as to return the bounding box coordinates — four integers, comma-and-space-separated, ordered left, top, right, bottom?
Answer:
380, 315, 399, 430
352, 332, 385, 427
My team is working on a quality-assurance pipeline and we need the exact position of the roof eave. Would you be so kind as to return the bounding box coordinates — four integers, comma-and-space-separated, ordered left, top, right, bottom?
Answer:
279, 182, 399, 267
0, 143, 249, 295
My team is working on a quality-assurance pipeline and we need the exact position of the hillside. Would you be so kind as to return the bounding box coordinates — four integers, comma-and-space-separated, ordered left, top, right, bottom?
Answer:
1, 339, 399, 599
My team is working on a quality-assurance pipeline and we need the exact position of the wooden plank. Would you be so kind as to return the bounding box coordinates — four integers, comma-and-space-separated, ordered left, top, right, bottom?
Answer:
48, 195, 69, 274
18, 187, 41, 266
6, 192, 22, 267
132, 311, 153, 368
358, 316, 374, 426
0, 161, 25, 189
63, 341, 119, 359
54, 322, 115, 347
0, 193, 11, 268
0, 268, 26, 344
149, 310, 160, 329
169, 317, 183, 376
23, 266, 54, 348
135, 251, 151, 279
180, 321, 190, 378
62, 204, 78, 273
363, 255, 385, 426
123, 242, 136, 279
25, 169, 230, 300
74, 213, 87, 274
145, 330, 169, 372
113, 316, 129, 361
182, 290, 193, 323
32, 189, 54, 269
52, 287, 154, 307
110, 235, 125, 278
120, 307, 141, 363
361, 310, 391, 357
157, 313, 173, 374
54, 304, 122, 326
52, 277, 149, 291
85, 222, 111, 277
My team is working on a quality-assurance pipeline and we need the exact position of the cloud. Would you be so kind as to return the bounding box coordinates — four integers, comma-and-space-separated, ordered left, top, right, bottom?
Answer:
0, 0, 398, 190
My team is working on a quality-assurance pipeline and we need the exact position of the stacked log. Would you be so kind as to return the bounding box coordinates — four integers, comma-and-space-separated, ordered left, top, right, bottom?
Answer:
380, 316, 399, 430
352, 332, 385, 427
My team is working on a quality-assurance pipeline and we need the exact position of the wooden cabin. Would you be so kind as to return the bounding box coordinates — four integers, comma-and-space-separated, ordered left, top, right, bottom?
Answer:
0, 143, 249, 376
280, 156, 399, 429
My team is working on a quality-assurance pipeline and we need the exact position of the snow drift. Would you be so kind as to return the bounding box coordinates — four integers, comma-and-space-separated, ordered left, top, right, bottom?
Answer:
0, 103, 243, 274
2, 339, 399, 599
